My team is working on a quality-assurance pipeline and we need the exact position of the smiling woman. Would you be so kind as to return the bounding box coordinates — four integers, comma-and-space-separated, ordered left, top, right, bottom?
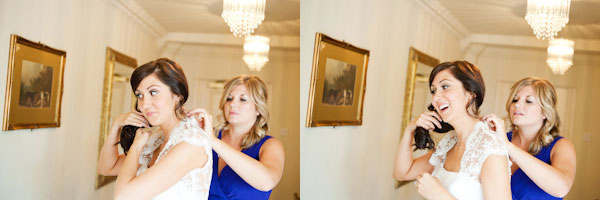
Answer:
393, 61, 512, 200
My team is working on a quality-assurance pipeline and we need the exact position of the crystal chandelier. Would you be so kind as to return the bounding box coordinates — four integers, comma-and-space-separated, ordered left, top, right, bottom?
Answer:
546, 38, 574, 75
525, 0, 571, 40
243, 35, 270, 71
222, 0, 266, 37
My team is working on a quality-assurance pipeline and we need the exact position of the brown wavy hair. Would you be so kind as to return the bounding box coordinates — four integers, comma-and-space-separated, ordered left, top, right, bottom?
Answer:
118, 58, 189, 154
506, 77, 560, 155
219, 75, 269, 149
428, 61, 485, 117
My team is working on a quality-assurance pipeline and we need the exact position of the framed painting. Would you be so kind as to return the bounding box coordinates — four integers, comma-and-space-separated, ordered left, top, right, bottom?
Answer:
3, 34, 66, 131
306, 33, 369, 127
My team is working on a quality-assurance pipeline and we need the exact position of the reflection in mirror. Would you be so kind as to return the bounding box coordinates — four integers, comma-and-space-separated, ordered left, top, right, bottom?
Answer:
396, 47, 441, 188
95, 48, 137, 189
109, 63, 135, 129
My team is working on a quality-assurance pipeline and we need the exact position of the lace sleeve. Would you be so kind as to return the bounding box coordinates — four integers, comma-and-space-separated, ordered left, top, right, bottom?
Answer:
462, 122, 511, 179
429, 133, 457, 166
172, 116, 211, 154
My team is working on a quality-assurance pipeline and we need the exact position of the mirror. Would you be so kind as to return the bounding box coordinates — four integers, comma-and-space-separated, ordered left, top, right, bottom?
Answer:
396, 47, 440, 188
95, 47, 137, 189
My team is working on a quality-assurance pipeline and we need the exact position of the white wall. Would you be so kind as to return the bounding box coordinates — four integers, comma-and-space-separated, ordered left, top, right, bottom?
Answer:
166, 43, 300, 200
469, 44, 600, 200
0, 0, 159, 199
300, 0, 464, 199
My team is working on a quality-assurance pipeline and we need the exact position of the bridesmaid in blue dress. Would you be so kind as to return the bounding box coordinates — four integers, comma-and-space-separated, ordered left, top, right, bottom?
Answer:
483, 77, 576, 200
188, 75, 285, 200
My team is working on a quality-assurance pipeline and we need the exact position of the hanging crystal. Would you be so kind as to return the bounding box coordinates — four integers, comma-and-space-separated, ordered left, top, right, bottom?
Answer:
525, 0, 571, 40
222, 0, 266, 37
243, 35, 270, 71
546, 38, 574, 75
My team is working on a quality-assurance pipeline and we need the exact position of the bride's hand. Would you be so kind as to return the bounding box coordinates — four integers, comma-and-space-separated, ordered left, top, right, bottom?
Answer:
416, 173, 454, 200
130, 128, 151, 152
112, 111, 149, 129
404, 110, 442, 136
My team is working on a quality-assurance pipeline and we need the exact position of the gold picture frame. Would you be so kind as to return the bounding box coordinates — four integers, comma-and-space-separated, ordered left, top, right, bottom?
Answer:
306, 32, 369, 127
395, 47, 440, 188
95, 47, 137, 189
2, 34, 66, 131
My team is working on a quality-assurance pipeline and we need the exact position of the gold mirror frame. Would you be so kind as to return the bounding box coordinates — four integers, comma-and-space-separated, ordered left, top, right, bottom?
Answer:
395, 47, 440, 188
95, 47, 137, 189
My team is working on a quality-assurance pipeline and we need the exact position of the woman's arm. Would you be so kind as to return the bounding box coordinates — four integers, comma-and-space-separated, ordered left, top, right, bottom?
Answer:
97, 124, 125, 176
97, 112, 149, 176
393, 111, 441, 181
506, 138, 576, 197
114, 130, 208, 200
393, 127, 434, 181
187, 108, 285, 191
480, 154, 512, 200
483, 114, 576, 197
211, 137, 285, 191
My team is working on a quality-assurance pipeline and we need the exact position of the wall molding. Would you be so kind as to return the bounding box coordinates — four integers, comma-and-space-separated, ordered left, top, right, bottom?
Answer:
158, 32, 300, 49
462, 34, 600, 53
110, 0, 167, 37
412, 0, 471, 39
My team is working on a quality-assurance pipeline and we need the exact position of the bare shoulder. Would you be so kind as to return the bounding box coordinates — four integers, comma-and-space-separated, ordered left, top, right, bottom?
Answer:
551, 137, 576, 158
260, 137, 284, 153
554, 137, 574, 149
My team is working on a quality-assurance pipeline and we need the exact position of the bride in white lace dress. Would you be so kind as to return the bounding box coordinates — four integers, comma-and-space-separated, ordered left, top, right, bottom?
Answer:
97, 58, 212, 200
393, 61, 512, 200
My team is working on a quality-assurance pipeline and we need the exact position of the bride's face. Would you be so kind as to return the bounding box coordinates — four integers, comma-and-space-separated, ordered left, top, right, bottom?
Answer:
135, 74, 180, 126
430, 69, 473, 123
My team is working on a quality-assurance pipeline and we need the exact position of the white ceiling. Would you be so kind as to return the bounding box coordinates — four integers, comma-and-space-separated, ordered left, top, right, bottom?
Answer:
438, 0, 600, 40
134, 0, 300, 36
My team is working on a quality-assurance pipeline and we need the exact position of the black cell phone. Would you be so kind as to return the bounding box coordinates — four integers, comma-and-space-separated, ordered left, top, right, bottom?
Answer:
413, 104, 454, 150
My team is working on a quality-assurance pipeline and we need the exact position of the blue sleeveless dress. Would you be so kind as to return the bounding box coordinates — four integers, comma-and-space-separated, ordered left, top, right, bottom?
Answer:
508, 131, 563, 200
208, 130, 273, 200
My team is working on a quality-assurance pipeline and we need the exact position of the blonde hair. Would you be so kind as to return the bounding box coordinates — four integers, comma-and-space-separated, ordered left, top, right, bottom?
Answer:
219, 75, 269, 149
506, 77, 560, 155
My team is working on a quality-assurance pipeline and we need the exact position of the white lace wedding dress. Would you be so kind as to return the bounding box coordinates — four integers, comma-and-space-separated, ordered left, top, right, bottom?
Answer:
136, 116, 212, 200
429, 121, 511, 200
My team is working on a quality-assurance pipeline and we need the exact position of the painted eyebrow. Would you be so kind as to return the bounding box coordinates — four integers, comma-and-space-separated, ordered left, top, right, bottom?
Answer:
430, 79, 451, 88
514, 94, 535, 99
146, 85, 160, 90
135, 85, 160, 93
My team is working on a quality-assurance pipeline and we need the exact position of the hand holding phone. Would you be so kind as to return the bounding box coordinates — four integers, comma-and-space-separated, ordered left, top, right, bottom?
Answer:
413, 104, 454, 150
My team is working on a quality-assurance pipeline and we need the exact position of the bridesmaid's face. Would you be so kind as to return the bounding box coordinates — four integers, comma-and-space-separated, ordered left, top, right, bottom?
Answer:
509, 86, 545, 128
223, 85, 259, 126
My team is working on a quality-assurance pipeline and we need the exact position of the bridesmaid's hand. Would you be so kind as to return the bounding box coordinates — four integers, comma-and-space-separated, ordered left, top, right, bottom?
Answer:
186, 108, 216, 141
416, 173, 454, 200
482, 114, 509, 145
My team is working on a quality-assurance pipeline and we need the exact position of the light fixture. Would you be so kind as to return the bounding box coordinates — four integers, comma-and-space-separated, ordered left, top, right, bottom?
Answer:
525, 0, 571, 40
243, 35, 270, 71
221, 0, 266, 37
546, 38, 574, 75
